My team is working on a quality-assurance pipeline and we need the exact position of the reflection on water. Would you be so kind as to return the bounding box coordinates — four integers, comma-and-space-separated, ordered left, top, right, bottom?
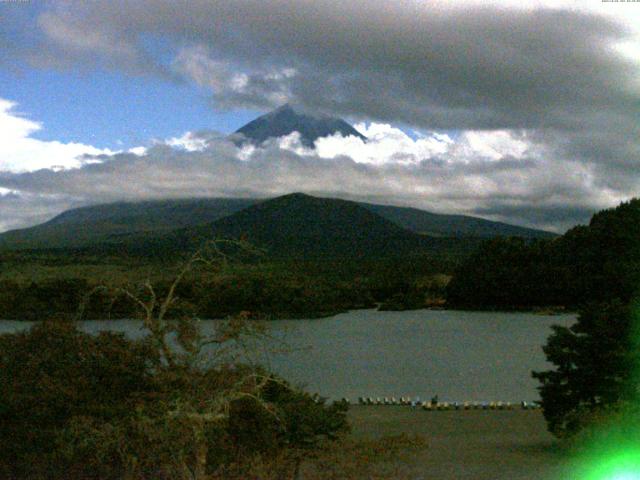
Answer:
0, 309, 574, 402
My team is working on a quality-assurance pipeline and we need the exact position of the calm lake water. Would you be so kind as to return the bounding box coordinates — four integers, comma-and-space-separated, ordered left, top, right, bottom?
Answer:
0, 309, 575, 402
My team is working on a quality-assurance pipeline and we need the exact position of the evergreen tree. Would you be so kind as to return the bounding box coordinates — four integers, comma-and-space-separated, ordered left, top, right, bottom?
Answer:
533, 301, 640, 437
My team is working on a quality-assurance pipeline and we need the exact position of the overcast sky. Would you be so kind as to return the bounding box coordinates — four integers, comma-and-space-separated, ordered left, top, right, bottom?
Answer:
1, 0, 640, 233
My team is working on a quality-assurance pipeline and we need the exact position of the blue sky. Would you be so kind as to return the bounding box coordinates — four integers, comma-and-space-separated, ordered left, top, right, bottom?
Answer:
0, 66, 260, 150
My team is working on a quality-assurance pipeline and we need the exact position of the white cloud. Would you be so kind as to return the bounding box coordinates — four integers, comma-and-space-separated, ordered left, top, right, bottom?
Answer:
0, 187, 18, 196
313, 123, 454, 166
272, 122, 531, 167
452, 130, 531, 162
0, 98, 114, 173
1, 127, 630, 234
128, 146, 148, 156
165, 131, 208, 152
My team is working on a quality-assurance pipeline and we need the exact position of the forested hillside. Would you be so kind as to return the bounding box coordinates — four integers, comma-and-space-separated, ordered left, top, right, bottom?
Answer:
446, 198, 640, 309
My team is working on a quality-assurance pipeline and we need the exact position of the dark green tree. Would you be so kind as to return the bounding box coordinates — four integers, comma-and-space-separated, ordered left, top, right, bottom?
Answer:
446, 237, 566, 309
533, 301, 640, 437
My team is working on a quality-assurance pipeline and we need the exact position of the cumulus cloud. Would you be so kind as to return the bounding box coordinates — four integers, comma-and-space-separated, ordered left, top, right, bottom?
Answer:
312, 124, 454, 166
274, 123, 533, 167
0, 99, 114, 173
0, 124, 631, 234
165, 131, 209, 152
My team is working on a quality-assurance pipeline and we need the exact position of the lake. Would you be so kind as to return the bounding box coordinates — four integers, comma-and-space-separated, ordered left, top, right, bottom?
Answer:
0, 309, 575, 402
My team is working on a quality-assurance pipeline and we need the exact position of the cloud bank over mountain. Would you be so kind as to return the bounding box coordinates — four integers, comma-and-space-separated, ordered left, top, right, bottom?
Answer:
1, 1, 639, 233
0, 100, 619, 234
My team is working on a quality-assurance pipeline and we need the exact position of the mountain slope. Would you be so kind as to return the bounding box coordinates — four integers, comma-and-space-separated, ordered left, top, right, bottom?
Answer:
137, 193, 442, 259
201, 193, 433, 258
43, 193, 477, 260
0, 198, 257, 250
232, 104, 366, 147
363, 203, 556, 239
0, 195, 555, 252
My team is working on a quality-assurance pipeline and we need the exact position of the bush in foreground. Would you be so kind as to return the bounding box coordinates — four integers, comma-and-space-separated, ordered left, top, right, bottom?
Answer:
0, 320, 348, 479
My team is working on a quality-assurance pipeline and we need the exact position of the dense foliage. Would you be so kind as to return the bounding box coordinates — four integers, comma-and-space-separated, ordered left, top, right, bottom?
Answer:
447, 198, 640, 309
532, 301, 640, 437
0, 320, 349, 479
445, 237, 568, 309
0, 256, 455, 320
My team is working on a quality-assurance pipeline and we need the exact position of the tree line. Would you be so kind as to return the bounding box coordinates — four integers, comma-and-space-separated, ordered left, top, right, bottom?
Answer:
446, 198, 640, 310
0, 257, 453, 321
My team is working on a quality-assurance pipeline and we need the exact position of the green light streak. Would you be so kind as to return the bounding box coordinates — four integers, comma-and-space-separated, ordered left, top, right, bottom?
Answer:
573, 447, 640, 480
564, 302, 640, 480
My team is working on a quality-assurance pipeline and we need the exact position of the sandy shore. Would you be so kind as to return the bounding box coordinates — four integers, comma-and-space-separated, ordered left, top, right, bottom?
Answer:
347, 406, 570, 480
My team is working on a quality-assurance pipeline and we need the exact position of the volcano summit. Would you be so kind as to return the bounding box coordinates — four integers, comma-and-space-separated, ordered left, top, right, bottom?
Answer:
231, 104, 367, 147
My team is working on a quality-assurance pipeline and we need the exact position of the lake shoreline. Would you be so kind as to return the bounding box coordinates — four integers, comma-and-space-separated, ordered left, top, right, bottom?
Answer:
0, 305, 575, 322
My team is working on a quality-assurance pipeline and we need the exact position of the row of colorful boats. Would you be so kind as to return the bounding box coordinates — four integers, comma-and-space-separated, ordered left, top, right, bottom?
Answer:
350, 397, 541, 410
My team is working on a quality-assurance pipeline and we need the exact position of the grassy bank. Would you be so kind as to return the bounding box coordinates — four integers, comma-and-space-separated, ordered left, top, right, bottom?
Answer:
334, 406, 569, 480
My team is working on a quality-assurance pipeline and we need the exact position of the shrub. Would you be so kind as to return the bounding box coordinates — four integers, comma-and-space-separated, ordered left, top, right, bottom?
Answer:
0, 320, 349, 479
0, 320, 158, 478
